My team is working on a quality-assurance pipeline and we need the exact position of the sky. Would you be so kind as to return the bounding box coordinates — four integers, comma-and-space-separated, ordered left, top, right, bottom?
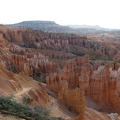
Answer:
0, 0, 120, 29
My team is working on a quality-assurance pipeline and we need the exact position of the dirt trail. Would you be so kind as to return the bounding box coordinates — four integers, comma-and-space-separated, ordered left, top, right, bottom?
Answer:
15, 87, 32, 97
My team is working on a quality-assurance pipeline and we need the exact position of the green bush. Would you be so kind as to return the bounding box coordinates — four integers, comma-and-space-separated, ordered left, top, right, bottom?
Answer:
0, 96, 63, 120
22, 96, 33, 105
40, 75, 46, 83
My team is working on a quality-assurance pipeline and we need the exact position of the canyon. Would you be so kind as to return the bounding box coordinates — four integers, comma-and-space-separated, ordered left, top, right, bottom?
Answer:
0, 23, 120, 119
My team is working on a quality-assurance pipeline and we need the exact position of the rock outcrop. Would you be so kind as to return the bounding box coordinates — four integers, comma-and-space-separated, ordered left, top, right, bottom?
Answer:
58, 88, 86, 120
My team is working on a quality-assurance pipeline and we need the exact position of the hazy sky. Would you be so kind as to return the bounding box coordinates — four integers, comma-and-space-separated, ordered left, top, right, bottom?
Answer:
0, 0, 120, 28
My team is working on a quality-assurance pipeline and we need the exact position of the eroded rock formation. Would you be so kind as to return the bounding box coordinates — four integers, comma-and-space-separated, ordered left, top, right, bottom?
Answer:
62, 55, 93, 88
0, 25, 120, 62
87, 65, 120, 104
58, 88, 86, 120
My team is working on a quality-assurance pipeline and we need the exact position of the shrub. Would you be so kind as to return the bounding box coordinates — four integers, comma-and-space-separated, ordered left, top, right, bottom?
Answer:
40, 75, 46, 83
22, 96, 33, 105
0, 96, 63, 120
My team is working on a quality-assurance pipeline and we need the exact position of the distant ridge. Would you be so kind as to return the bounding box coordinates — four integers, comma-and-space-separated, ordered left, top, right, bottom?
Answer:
21, 20, 56, 24
8, 20, 116, 34
68, 25, 102, 29
8, 20, 72, 33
